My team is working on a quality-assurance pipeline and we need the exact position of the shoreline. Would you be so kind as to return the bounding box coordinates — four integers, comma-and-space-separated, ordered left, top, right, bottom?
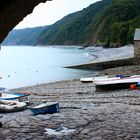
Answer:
1, 45, 133, 89
65, 45, 134, 70
1, 45, 140, 139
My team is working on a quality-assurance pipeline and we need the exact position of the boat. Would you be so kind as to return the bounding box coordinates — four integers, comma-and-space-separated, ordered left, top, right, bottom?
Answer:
93, 75, 140, 91
0, 91, 30, 103
30, 102, 59, 115
80, 76, 108, 83
93, 77, 121, 84
80, 77, 94, 83
93, 75, 140, 85
0, 100, 27, 113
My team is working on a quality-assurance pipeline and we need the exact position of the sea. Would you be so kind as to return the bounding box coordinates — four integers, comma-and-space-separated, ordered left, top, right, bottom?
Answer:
0, 46, 98, 89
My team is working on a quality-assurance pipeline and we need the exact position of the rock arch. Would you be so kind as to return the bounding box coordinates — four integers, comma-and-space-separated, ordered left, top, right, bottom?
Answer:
0, 0, 51, 43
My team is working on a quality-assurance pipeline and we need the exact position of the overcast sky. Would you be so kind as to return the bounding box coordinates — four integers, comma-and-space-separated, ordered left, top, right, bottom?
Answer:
15, 0, 99, 29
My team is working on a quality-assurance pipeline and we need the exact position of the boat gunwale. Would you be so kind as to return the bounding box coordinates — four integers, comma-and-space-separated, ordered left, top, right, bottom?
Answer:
0, 92, 30, 100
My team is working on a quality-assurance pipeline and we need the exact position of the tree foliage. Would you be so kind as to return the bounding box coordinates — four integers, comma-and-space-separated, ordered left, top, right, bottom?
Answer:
2, 26, 48, 45
3, 0, 140, 47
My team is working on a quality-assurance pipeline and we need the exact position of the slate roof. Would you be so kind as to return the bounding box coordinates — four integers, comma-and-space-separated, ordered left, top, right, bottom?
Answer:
134, 29, 140, 41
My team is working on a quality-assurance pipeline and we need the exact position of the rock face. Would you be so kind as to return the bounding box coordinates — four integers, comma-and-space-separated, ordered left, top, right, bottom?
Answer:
0, 0, 51, 43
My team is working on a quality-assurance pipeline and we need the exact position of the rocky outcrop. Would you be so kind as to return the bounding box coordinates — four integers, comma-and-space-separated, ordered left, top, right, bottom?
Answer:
0, 0, 51, 43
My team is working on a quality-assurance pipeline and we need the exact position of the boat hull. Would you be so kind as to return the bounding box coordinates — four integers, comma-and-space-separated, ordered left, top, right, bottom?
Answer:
31, 102, 59, 115
94, 75, 140, 91
0, 100, 27, 113
93, 75, 140, 85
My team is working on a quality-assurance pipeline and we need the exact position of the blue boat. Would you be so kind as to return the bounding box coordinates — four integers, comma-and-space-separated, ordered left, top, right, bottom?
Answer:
30, 102, 59, 115
0, 91, 30, 103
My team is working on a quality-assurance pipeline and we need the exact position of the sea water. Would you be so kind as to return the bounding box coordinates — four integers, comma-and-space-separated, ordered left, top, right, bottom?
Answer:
0, 46, 97, 88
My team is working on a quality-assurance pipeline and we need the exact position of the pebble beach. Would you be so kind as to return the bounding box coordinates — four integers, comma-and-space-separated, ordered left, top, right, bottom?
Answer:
0, 78, 140, 140
1, 45, 140, 140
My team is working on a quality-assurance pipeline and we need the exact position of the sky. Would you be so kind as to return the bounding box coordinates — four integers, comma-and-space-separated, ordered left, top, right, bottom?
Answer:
15, 0, 99, 29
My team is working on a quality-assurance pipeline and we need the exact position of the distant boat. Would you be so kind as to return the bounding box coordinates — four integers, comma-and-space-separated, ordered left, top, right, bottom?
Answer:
30, 102, 59, 115
0, 100, 27, 113
0, 91, 30, 103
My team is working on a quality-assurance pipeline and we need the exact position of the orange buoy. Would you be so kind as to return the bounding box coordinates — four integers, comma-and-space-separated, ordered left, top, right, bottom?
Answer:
130, 84, 137, 90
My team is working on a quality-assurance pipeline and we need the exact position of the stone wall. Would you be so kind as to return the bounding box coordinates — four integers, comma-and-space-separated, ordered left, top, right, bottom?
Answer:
134, 40, 140, 58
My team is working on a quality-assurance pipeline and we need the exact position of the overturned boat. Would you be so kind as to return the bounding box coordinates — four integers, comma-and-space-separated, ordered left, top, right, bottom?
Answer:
0, 100, 27, 113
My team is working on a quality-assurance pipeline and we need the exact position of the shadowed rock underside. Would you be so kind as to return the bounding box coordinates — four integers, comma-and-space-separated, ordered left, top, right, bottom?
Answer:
0, 0, 51, 43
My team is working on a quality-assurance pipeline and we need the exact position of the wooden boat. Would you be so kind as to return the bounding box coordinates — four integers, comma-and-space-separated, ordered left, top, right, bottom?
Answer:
80, 76, 108, 83
30, 102, 59, 115
0, 100, 27, 113
93, 75, 140, 91
0, 91, 30, 103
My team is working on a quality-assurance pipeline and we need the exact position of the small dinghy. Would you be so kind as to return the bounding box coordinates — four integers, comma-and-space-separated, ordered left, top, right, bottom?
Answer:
0, 100, 27, 113
0, 91, 30, 103
30, 102, 59, 115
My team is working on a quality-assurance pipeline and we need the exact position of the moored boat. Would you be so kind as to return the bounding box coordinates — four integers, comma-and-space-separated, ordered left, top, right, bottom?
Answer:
30, 102, 59, 115
93, 75, 140, 85
0, 100, 27, 113
80, 77, 94, 83
0, 91, 30, 103
93, 75, 140, 91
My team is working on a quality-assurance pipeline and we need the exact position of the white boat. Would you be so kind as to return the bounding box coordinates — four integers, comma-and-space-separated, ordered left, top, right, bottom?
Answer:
93, 75, 140, 85
80, 76, 108, 83
93, 75, 140, 91
0, 100, 27, 113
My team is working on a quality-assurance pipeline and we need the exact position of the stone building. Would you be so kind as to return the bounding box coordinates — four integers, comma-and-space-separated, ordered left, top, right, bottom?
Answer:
134, 28, 140, 58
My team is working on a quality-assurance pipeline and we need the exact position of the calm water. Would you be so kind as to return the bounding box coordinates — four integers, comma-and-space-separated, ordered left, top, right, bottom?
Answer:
0, 46, 97, 88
